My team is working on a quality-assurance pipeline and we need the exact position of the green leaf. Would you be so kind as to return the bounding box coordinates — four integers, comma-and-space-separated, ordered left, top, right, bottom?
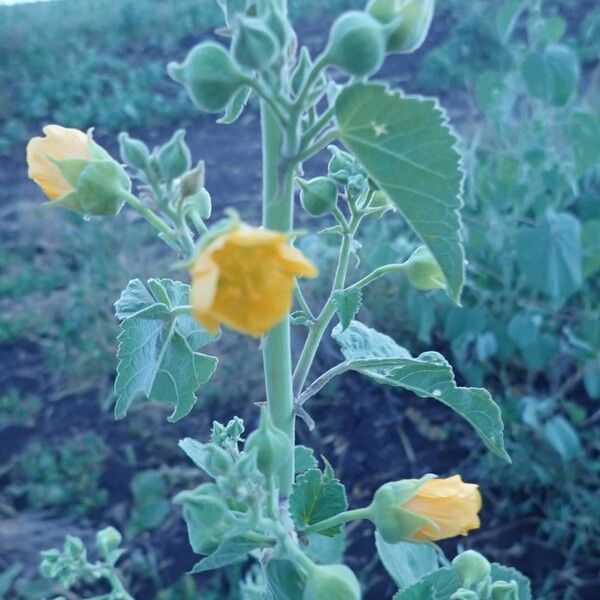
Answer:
129, 470, 170, 533
191, 537, 258, 573
294, 445, 318, 474
0, 564, 23, 597
375, 533, 439, 590
332, 321, 509, 460
266, 560, 304, 600
515, 213, 582, 303
582, 220, 600, 279
393, 567, 461, 600
335, 83, 465, 302
333, 288, 362, 331
495, 0, 526, 43
521, 44, 579, 106
304, 531, 346, 565
289, 465, 348, 536
584, 357, 600, 399
544, 416, 582, 462
490, 564, 532, 600
569, 112, 600, 177
114, 278, 219, 422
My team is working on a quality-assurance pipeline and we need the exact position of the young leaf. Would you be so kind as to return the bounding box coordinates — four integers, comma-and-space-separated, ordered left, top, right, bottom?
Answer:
332, 321, 509, 461
294, 445, 318, 474
490, 563, 532, 599
114, 278, 219, 422
375, 533, 439, 590
335, 83, 465, 303
332, 288, 362, 331
392, 567, 461, 600
191, 537, 259, 573
289, 466, 348, 536
515, 212, 582, 303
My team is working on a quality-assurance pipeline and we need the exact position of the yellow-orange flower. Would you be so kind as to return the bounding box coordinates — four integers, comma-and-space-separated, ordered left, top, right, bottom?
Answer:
190, 226, 318, 336
404, 475, 482, 541
26, 125, 91, 200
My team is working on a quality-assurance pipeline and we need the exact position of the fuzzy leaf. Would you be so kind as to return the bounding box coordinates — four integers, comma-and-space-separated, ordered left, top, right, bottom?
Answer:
490, 563, 532, 599
289, 466, 348, 536
393, 567, 461, 600
333, 288, 363, 331
114, 279, 219, 422
191, 537, 259, 573
335, 83, 465, 302
333, 321, 509, 460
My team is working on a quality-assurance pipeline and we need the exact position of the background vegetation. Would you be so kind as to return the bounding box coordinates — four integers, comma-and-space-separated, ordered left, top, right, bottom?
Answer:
0, 0, 598, 598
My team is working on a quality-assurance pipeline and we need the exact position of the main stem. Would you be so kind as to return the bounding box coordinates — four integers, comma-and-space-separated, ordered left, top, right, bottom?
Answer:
260, 0, 295, 495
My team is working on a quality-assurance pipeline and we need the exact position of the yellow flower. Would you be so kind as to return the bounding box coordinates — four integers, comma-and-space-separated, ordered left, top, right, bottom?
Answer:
190, 226, 318, 336
26, 125, 91, 200
403, 475, 482, 541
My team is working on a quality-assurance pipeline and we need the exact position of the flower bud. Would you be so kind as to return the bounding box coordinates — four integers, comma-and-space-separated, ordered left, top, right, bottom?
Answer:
27, 125, 129, 216
303, 564, 361, 600
328, 146, 357, 184
367, 189, 394, 215
203, 444, 234, 477
180, 161, 206, 199
158, 129, 191, 182
298, 177, 338, 216
367, 0, 435, 54
244, 409, 290, 478
232, 15, 279, 72
168, 42, 244, 113
95, 526, 122, 557
325, 11, 386, 77
490, 580, 519, 600
370, 475, 482, 543
404, 245, 446, 291
452, 550, 491, 588
118, 132, 150, 170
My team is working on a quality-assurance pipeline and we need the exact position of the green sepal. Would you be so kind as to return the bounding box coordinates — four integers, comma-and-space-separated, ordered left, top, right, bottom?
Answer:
118, 132, 150, 170
404, 245, 447, 291
244, 408, 291, 478
369, 475, 438, 544
158, 129, 192, 182
325, 11, 387, 77
232, 15, 278, 72
174, 482, 233, 555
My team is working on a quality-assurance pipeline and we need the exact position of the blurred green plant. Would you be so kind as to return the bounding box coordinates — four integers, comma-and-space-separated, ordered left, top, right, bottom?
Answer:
8, 432, 108, 516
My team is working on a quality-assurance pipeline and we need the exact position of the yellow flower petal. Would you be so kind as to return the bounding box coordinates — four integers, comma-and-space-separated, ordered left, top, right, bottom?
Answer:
404, 475, 482, 541
26, 125, 90, 200
189, 225, 318, 337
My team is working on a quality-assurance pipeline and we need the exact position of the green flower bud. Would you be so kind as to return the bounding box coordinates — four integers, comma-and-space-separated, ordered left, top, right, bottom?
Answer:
404, 245, 446, 291
244, 409, 290, 478
367, 189, 394, 215
203, 443, 234, 477
452, 550, 491, 588
180, 161, 206, 199
174, 483, 233, 554
118, 132, 150, 170
158, 129, 192, 182
325, 11, 386, 77
232, 16, 279, 72
168, 42, 244, 113
328, 145, 357, 184
367, 0, 435, 54
303, 564, 361, 600
298, 177, 338, 216
490, 580, 519, 600
95, 526, 122, 558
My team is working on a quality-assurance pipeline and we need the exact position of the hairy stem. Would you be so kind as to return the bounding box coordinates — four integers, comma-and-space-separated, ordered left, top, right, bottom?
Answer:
300, 507, 372, 536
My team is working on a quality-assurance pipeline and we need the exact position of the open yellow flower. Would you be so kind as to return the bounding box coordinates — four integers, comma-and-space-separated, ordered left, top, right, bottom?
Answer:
26, 125, 92, 200
404, 475, 482, 541
190, 226, 318, 336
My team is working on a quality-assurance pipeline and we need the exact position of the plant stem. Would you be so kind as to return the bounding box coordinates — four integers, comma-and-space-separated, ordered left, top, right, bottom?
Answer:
259, 0, 295, 495
120, 190, 175, 241
105, 568, 134, 600
347, 262, 408, 291
293, 215, 359, 396
301, 507, 372, 536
